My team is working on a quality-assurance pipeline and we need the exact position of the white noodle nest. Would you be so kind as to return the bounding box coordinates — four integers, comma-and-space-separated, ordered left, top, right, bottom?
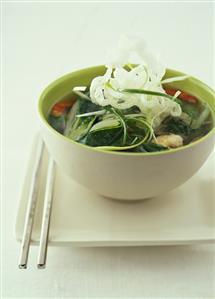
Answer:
90, 36, 183, 127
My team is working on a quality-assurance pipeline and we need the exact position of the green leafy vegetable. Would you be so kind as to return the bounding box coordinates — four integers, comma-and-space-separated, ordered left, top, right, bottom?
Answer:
156, 117, 191, 137
76, 98, 101, 114
86, 129, 123, 147
48, 115, 66, 134
64, 99, 99, 141
66, 116, 96, 141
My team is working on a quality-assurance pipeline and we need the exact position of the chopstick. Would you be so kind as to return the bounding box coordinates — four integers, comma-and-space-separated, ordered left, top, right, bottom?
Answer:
18, 138, 44, 269
37, 158, 55, 269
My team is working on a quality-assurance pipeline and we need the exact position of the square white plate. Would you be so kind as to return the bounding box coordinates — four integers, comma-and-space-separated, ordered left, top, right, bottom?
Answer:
15, 135, 215, 246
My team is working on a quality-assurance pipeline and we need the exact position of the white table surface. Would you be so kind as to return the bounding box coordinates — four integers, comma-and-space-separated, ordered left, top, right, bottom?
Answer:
2, 1, 215, 298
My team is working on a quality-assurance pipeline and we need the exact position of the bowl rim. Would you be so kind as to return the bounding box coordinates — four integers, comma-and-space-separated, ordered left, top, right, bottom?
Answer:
38, 65, 215, 157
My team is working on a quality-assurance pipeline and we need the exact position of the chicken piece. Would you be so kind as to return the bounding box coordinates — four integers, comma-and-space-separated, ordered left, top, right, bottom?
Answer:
156, 134, 183, 148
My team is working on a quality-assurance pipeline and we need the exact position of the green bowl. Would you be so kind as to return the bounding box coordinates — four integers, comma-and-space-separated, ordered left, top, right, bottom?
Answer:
39, 66, 215, 200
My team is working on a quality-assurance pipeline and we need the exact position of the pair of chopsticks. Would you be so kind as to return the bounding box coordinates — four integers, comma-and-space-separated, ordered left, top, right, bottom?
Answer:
18, 138, 55, 269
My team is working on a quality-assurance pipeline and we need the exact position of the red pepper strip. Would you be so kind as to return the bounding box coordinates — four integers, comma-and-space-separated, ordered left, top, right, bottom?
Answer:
56, 100, 75, 108
51, 100, 74, 117
165, 88, 198, 104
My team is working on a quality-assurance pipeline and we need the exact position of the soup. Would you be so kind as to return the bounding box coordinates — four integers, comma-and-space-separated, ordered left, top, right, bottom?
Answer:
48, 86, 214, 153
